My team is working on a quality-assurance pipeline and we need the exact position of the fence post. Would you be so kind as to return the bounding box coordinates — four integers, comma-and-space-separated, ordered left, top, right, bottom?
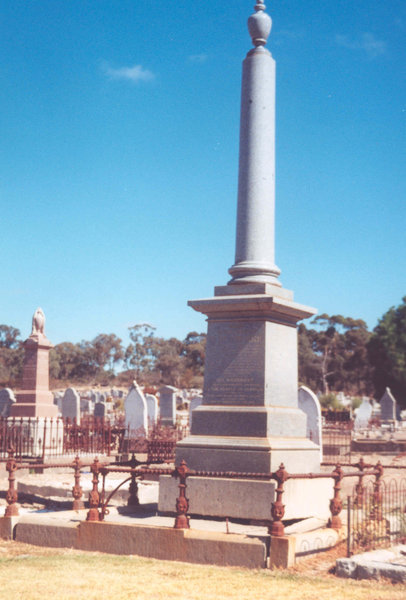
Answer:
42, 418, 48, 461
72, 455, 84, 510
174, 459, 190, 529
371, 461, 384, 521
329, 463, 344, 530
354, 457, 366, 506
127, 453, 140, 507
269, 463, 288, 536
5, 448, 19, 517
347, 495, 352, 557
86, 457, 101, 522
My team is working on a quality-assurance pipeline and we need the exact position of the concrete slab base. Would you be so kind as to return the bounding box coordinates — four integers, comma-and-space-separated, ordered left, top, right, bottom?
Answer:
16, 516, 78, 548
12, 512, 266, 568
77, 521, 266, 568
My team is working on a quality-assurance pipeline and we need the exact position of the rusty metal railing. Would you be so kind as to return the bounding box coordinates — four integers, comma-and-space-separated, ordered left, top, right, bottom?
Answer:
347, 466, 406, 556
3, 448, 403, 551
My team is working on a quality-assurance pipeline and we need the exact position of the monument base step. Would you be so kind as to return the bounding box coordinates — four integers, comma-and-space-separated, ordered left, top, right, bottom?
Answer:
158, 475, 332, 521
175, 435, 321, 473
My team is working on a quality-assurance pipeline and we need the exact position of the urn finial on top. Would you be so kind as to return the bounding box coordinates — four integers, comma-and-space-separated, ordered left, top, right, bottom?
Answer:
248, 1, 272, 48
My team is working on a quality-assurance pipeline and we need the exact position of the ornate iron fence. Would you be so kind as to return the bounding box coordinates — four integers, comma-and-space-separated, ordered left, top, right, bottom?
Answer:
322, 424, 353, 464
347, 475, 406, 556
0, 417, 188, 461
0, 417, 124, 460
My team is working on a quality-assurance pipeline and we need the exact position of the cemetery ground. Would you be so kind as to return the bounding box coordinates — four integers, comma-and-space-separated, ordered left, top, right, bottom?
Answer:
0, 538, 405, 600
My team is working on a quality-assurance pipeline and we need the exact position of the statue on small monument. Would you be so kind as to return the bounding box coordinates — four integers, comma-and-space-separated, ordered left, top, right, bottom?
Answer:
30, 307, 46, 337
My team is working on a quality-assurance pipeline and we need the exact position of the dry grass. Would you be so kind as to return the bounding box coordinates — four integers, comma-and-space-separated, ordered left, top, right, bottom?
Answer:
0, 539, 405, 600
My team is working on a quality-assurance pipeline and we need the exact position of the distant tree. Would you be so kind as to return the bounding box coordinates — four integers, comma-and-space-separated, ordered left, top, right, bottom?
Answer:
368, 296, 406, 407
180, 331, 206, 388
0, 325, 21, 349
50, 342, 86, 381
125, 324, 157, 379
0, 324, 23, 385
319, 392, 341, 410
182, 332, 206, 372
299, 314, 372, 395
298, 324, 321, 390
89, 334, 124, 372
153, 337, 185, 386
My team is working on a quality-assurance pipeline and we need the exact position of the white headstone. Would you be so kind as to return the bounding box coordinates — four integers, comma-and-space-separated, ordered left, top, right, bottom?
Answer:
380, 387, 397, 422
145, 393, 158, 425
0, 388, 16, 417
189, 395, 203, 430
298, 386, 322, 461
354, 398, 372, 430
159, 385, 177, 426
125, 381, 148, 435
61, 387, 81, 424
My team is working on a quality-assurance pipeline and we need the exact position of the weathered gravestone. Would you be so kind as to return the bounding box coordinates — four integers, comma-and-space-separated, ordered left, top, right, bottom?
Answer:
159, 385, 177, 426
354, 398, 372, 429
145, 394, 158, 426
298, 386, 322, 461
94, 402, 105, 418
61, 387, 81, 424
0, 388, 16, 417
380, 387, 397, 423
80, 397, 91, 413
125, 381, 148, 435
189, 395, 203, 429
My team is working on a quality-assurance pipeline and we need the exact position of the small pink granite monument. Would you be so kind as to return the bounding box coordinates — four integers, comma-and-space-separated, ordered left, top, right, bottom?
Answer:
11, 308, 58, 418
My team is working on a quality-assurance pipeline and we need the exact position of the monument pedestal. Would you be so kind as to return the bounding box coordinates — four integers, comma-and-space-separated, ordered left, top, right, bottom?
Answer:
175, 284, 320, 473
159, 285, 322, 519
11, 330, 58, 418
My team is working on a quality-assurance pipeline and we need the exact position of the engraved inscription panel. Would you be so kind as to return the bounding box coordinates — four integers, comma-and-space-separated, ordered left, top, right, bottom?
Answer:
203, 320, 265, 406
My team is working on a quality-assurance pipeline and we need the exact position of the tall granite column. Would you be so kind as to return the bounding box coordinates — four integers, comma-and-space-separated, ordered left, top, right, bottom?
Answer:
228, 1, 280, 286
159, 2, 326, 520
11, 308, 58, 417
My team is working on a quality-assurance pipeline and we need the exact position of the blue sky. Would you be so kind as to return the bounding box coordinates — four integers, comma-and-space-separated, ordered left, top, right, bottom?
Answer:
1, 0, 405, 346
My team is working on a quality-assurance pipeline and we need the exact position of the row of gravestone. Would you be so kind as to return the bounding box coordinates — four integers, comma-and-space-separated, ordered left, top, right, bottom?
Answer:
55, 382, 203, 432
1, 384, 401, 437
354, 387, 400, 429
124, 382, 203, 435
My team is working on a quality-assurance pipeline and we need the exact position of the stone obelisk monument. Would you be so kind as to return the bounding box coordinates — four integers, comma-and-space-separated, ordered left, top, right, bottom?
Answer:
159, 2, 328, 520
11, 308, 58, 417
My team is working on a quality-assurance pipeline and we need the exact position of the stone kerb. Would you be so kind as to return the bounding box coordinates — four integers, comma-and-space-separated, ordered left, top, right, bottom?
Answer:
0, 388, 16, 417
125, 381, 148, 436
61, 387, 81, 424
298, 386, 322, 462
